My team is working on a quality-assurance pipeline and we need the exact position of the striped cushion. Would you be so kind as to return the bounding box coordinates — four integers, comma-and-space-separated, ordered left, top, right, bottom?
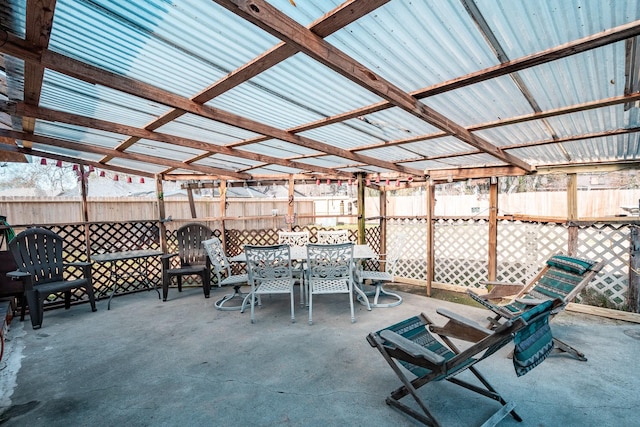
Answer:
512, 300, 555, 377
546, 255, 595, 275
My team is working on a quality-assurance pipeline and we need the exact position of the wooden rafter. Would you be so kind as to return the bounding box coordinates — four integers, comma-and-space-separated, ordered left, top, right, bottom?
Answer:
100, 0, 390, 170
0, 31, 423, 177
21, 0, 56, 148
0, 129, 251, 179
213, 0, 533, 172
6, 102, 354, 179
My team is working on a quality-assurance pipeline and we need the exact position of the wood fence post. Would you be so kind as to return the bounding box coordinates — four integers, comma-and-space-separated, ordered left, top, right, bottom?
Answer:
155, 175, 167, 253
287, 175, 295, 231
567, 173, 578, 256
79, 164, 91, 259
357, 173, 365, 245
488, 178, 498, 281
379, 186, 387, 271
629, 225, 640, 313
219, 180, 227, 247
426, 181, 435, 297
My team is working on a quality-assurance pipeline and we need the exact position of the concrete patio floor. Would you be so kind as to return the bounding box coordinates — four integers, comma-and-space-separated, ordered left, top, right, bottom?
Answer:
1, 285, 639, 426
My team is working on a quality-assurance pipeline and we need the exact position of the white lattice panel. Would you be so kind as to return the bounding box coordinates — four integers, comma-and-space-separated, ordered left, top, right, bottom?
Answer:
386, 217, 631, 309
495, 221, 569, 286
434, 219, 488, 287
387, 219, 427, 280
576, 224, 628, 306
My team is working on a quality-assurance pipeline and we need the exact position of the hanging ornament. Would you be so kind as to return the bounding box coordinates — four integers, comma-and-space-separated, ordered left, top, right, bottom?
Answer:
40, 158, 47, 165
99, 171, 106, 177
140, 177, 145, 184
56, 160, 63, 167
113, 175, 119, 181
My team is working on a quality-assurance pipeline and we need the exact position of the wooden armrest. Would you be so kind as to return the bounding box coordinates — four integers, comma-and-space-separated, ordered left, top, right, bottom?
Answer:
480, 281, 524, 299
432, 308, 493, 342
379, 330, 445, 365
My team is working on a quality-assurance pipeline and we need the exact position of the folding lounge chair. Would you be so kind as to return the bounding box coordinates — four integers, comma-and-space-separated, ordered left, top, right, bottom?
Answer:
367, 299, 562, 427
467, 254, 604, 361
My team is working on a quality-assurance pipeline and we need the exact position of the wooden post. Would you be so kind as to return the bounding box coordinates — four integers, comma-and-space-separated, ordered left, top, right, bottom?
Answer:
287, 175, 295, 231
357, 173, 365, 245
379, 186, 387, 270
79, 165, 91, 259
187, 184, 197, 219
629, 226, 640, 313
488, 178, 498, 281
155, 175, 167, 253
219, 180, 227, 246
567, 173, 578, 255
426, 181, 435, 297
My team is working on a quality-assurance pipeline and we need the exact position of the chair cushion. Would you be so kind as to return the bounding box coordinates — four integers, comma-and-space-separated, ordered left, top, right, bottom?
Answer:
512, 300, 555, 377
546, 255, 595, 275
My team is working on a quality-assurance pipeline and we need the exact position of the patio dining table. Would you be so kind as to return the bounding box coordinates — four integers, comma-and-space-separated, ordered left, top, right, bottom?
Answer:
228, 244, 378, 310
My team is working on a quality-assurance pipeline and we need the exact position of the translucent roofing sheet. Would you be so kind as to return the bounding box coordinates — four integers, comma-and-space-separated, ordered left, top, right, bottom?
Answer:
49, 0, 279, 96
107, 157, 167, 174
156, 114, 261, 144
32, 143, 104, 163
327, 0, 500, 92
34, 121, 124, 149
40, 70, 171, 128
344, 108, 441, 142
125, 140, 206, 162
3, 0, 640, 180
240, 140, 321, 157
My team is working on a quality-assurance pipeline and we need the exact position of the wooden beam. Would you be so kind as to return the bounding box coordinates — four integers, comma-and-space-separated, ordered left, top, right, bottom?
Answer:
0, 129, 251, 179
251, 20, 640, 152
214, 0, 533, 173
0, 140, 155, 178
100, 0, 389, 164
21, 0, 56, 146
8, 103, 348, 178
427, 166, 527, 181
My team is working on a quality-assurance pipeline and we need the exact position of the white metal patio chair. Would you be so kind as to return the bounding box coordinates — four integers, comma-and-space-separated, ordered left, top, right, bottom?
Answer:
306, 242, 355, 325
245, 244, 296, 324
317, 229, 350, 244
356, 253, 402, 308
202, 237, 250, 311
278, 230, 309, 306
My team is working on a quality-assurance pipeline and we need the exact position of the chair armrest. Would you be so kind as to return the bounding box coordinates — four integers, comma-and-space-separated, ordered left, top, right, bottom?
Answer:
514, 297, 549, 306
430, 308, 493, 342
480, 281, 524, 299
6, 270, 29, 280
161, 253, 178, 260
379, 330, 445, 365
67, 261, 91, 267
7, 270, 33, 291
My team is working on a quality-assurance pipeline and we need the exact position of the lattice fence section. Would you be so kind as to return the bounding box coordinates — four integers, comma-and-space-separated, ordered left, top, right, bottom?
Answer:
388, 218, 427, 280
576, 223, 628, 306
434, 218, 488, 287
492, 221, 568, 287
90, 221, 163, 297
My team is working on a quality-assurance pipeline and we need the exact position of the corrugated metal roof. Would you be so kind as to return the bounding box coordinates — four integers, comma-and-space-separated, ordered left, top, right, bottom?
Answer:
1, 0, 640, 184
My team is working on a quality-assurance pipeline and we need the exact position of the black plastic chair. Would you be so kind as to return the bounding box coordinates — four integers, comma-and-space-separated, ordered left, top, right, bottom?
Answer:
161, 223, 212, 301
7, 228, 97, 329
